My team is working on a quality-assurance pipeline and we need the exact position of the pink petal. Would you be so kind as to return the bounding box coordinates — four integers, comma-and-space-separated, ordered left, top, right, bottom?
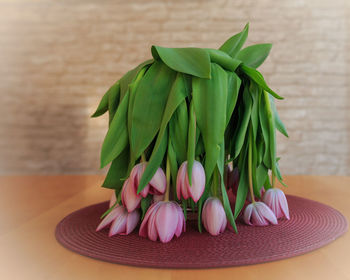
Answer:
139, 184, 150, 198
139, 202, 160, 237
125, 210, 140, 234
109, 211, 127, 236
149, 167, 167, 194
155, 202, 178, 243
243, 204, 254, 225
96, 206, 124, 231
176, 162, 187, 200
109, 192, 117, 208
276, 189, 290, 219
187, 161, 205, 202
175, 203, 185, 237
147, 203, 161, 241
122, 178, 141, 212
256, 202, 278, 225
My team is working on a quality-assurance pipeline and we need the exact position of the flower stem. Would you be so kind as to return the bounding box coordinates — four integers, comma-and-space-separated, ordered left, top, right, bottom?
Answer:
164, 155, 171, 202
271, 172, 275, 188
248, 127, 255, 203
141, 153, 146, 162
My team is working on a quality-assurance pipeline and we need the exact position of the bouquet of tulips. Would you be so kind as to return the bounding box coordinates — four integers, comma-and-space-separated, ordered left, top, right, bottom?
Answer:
92, 24, 290, 243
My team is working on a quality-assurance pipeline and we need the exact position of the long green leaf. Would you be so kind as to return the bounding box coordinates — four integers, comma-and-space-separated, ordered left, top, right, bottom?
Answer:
91, 81, 119, 118
192, 63, 228, 180
187, 101, 196, 185
102, 146, 130, 192
225, 72, 241, 127
234, 144, 249, 218
269, 95, 289, 137
233, 86, 252, 158
151, 46, 211, 79
138, 73, 188, 193
119, 59, 153, 101
130, 61, 177, 161
219, 23, 249, 57
167, 138, 178, 199
100, 91, 130, 168
217, 141, 237, 233
169, 100, 189, 164
263, 90, 278, 178
138, 128, 168, 194
108, 82, 121, 125
206, 49, 242, 72
259, 90, 271, 168
240, 64, 283, 100
237, 43, 272, 68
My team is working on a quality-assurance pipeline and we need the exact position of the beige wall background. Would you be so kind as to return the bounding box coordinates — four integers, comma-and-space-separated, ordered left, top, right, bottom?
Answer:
0, 0, 349, 175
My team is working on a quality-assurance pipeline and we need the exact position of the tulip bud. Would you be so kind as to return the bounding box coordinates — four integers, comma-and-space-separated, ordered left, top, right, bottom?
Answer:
202, 197, 227, 236
96, 205, 140, 236
262, 188, 290, 220
176, 160, 205, 203
139, 201, 185, 243
243, 201, 278, 226
130, 163, 167, 198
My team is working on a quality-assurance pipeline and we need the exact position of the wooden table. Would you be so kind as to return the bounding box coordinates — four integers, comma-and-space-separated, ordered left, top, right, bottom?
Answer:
0, 175, 349, 280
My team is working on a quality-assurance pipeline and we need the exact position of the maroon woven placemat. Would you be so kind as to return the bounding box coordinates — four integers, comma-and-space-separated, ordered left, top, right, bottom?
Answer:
55, 195, 348, 268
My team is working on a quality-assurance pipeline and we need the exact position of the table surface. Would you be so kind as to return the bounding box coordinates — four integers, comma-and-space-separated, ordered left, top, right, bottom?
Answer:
0, 175, 349, 280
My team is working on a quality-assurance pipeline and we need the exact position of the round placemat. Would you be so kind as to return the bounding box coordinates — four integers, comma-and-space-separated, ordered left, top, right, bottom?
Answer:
55, 195, 348, 268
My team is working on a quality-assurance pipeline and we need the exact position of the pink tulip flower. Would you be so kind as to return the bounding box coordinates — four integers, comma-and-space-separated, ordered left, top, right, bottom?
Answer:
262, 188, 290, 220
243, 202, 278, 226
202, 197, 227, 236
176, 161, 205, 202
139, 201, 185, 243
121, 178, 141, 212
109, 191, 117, 208
96, 205, 140, 236
130, 163, 167, 198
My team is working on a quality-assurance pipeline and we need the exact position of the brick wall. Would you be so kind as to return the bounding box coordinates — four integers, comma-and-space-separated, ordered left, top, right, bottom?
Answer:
0, 0, 349, 175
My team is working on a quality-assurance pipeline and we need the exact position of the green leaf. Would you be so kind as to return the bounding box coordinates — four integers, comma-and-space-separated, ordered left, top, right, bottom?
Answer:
234, 145, 249, 218
119, 59, 153, 101
187, 101, 196, 185
269, 95, 289, 137
217, 141, 237, 233
263, 90, 278, 179
100, 91, 130, 168
276, 158, 288, 187
151, 46, 211, 79
138, 128, 168, 194
138, 73, 188, 193
249, 82, 259, 140
256, 163, 268, 192
108, 82, 121, 125
225, 72, 241, 127
167, 138, 178, 199
101, 146, 130, 192
240, 64, 284, 100
92, 82, 119, 118
141, 195, 152, 220
233, 86, 252, 158
237, 44, 272, 68
206, 49, 242, 72
192, 63, 228, 181
259, 91, 271, 168
127, 67, 148, 139
130, 61, 177, 161
219, 23, 249, 57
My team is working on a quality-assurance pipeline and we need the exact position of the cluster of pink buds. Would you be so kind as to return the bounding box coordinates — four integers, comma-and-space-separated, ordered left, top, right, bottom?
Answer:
226, 168, 290, 226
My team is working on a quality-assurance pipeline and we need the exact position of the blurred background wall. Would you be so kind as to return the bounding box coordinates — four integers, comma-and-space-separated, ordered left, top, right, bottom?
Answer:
0, 0, 349, 175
